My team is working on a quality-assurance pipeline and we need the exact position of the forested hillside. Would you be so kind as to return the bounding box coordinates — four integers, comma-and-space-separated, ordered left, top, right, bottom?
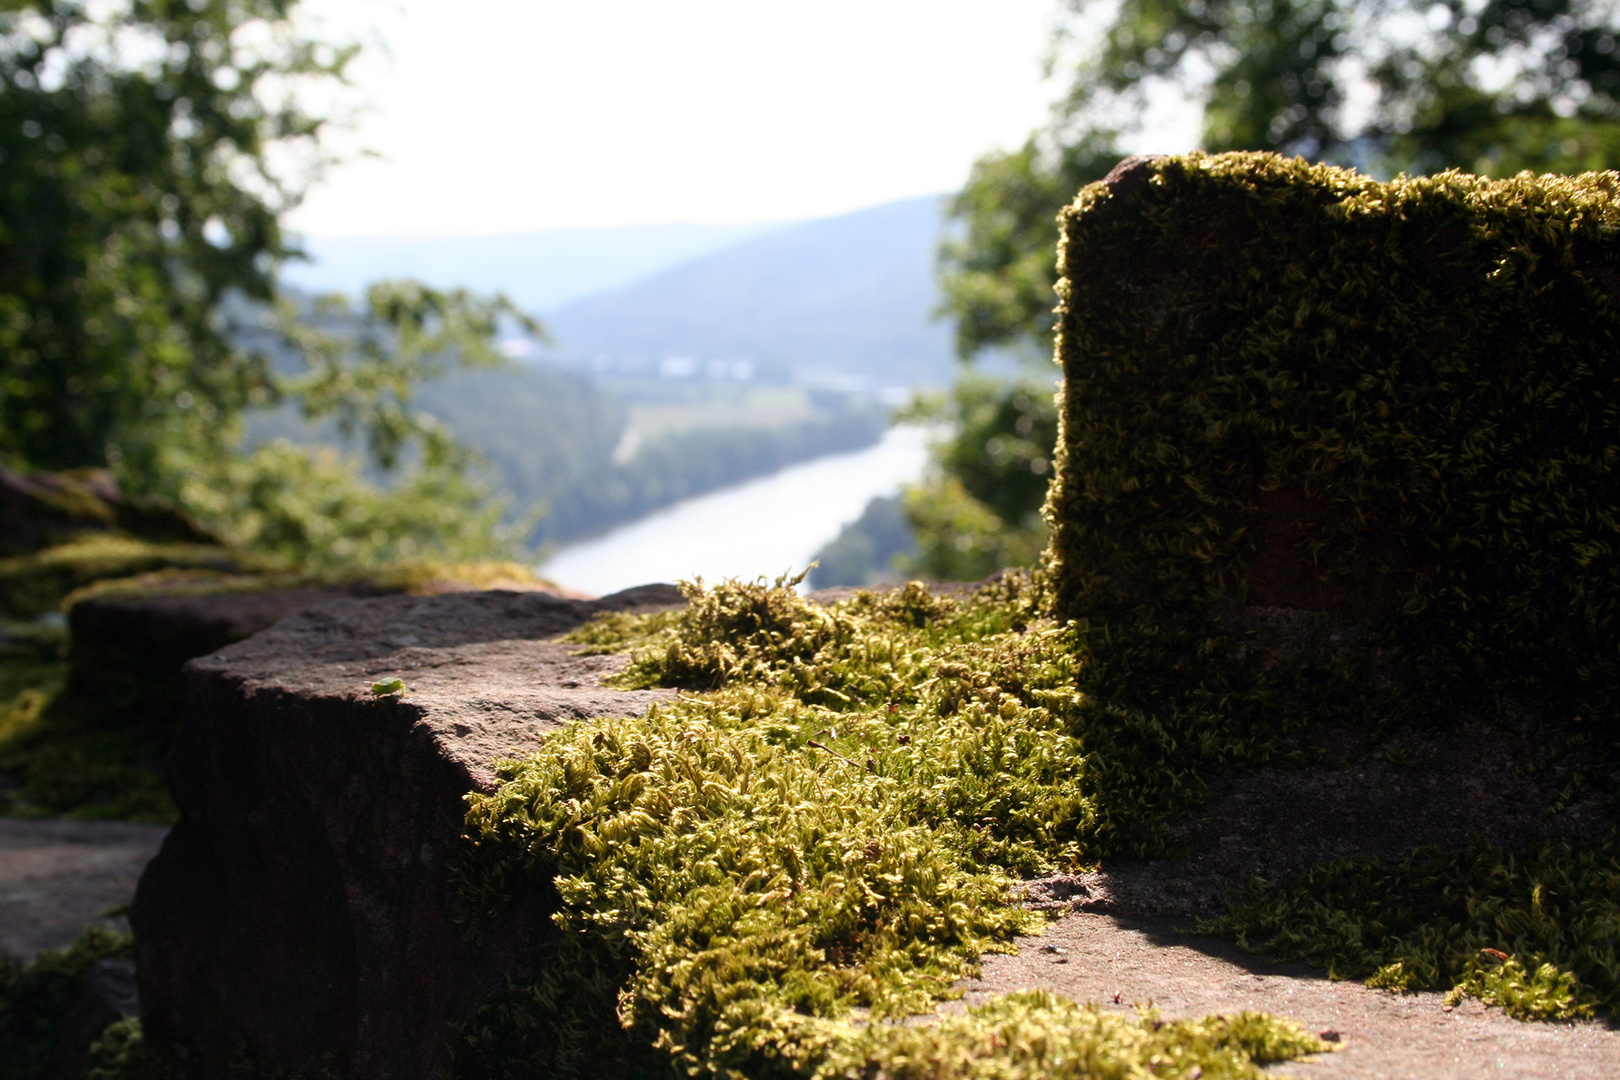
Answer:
251, 362, 889, 549
413, 367, 888, 546
541, 196, 956, 389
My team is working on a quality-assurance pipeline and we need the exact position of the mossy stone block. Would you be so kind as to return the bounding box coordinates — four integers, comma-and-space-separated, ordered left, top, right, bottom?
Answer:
1048, 152, 1620, 701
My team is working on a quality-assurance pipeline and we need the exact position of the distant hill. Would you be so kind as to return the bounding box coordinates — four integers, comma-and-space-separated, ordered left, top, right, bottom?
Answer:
282, 221, 789, 312
540, 196, 957, 390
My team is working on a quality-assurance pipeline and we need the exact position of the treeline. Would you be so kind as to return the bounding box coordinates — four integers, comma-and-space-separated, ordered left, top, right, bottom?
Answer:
407, 366, 890, 547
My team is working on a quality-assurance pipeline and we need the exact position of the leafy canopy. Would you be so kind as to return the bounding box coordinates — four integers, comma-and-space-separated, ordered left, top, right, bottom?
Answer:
918, 0, 1620, 580
941, 0, 1620, 361
0, 0, 536, 565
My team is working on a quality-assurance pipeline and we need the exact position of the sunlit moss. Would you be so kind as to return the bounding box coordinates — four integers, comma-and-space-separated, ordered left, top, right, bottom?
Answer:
451, 575, 1339, 1078
1051, 152, 1620, 724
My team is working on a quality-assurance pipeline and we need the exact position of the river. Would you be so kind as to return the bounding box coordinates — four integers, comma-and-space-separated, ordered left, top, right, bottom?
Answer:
537, 425, 931, 596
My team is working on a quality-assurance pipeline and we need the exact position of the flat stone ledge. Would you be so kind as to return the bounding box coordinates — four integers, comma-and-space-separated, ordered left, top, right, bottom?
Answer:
131, 584, 682, 1080
0, 818, 166, 959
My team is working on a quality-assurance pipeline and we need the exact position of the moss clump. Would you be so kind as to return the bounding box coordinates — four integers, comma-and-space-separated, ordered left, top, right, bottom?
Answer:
0, 616, 174, 821
451, 575, 1338, 1078
1050, 152, 1620, 722
0, 536, 250, 621
829, 993, 1328, 1080
1201, 840, 1620, 1020
0, 926, 132, 1080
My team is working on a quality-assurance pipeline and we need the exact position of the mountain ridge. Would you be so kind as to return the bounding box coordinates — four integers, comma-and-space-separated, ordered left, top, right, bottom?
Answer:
540, 195, 956, 389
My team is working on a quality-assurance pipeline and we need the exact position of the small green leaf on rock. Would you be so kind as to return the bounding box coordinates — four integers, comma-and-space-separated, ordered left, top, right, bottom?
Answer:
371, 677, 407, 697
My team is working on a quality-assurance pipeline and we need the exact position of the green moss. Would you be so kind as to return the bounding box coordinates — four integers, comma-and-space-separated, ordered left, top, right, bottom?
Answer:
0, 620, 177, 821
0, 604, 174, 821
828, 993, 1330, 1080
451, 575, 1342, 1078
1050, 152, 1620, 722
1200, 841, 1620, 1020
0, 925, 132, 1080
0, 536, 250, 620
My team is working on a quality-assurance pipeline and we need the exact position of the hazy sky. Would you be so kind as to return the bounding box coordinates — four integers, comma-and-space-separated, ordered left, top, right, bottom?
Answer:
287, 0, 1067, 238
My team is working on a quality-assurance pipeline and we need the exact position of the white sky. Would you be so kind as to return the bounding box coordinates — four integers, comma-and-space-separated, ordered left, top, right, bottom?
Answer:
286, 0, 1069, 237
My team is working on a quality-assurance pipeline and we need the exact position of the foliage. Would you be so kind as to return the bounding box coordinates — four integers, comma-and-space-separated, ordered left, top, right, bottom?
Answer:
938, 133, 1122, 359
0, 2, 533, 567
0, 925, 131, 1080
83, 1019, 179, 1080
1202, 841, 1620, 1021
144, 282, 535, 567
898, 378, 1057, 581
806, 494, 915, 589
941, 0, 1620, 360
0, 0, 344, 473
1049, 153, 1620, 720
450, 574, 1357, 1077
1061, 0, 1620, 176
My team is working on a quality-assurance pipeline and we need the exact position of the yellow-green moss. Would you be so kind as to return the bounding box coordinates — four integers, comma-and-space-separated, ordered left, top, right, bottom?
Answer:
450, 575, 1343, 1078
56, 556, 559, 610
0, 536, 251, 620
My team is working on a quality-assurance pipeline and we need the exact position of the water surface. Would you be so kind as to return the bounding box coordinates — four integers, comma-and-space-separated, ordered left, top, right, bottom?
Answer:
539, 426, 930, 596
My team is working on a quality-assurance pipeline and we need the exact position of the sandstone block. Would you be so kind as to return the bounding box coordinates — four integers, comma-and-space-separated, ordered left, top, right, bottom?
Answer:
130, 585, 682, 1078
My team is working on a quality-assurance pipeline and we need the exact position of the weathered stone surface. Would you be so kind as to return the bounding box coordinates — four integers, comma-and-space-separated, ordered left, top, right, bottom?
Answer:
131, 584, 683, 1079
0, 818, 165, 959
67, 587, 383, 732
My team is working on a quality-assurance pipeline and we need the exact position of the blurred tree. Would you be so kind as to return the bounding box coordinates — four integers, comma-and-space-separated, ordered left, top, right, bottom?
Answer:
913, 0, 1620, 579
899, 377, 1057, 581
944, 0, 1620, 362
0, 0, 535, 564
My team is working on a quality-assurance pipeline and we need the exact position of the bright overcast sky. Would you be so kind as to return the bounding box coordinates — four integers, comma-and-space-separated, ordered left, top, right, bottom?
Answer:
286, 0, 1066, 237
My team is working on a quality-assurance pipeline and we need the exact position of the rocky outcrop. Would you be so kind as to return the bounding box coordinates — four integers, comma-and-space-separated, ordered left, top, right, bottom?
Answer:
130, 585, 683, 1079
